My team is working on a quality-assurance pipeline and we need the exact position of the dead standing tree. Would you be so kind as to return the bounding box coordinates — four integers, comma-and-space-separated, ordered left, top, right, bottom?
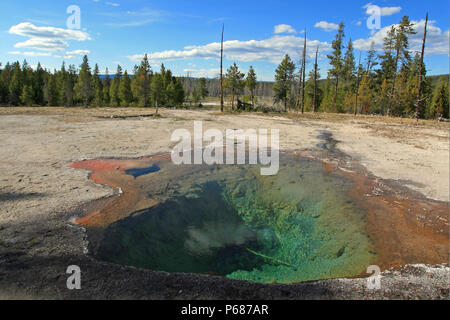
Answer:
354, 51, 362, 115
301, 30, 307, 114
295, 29, 307, 113
220, 24, 225, 112
313, 46, 319, 113
415, 13, 428, 120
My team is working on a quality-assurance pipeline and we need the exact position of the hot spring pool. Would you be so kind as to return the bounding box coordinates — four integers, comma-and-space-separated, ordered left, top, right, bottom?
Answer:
86, 156, 377, 284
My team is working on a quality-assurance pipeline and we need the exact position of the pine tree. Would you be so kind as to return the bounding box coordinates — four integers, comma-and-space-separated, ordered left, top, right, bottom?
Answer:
305, 69, 322, 112
166, 81, 177, 107
8, 62, 22, 106
131, 54, 153, 108
110, 65, 122, 107
246, 66, 257, 106
404, 54, 429, 117
20, 84, 34, 106
366, 41, 378, 76
159, 64, 168, 106
173, 78, 185, 107
44, 73, 58, 106
387, 16, 416, 115
377, 78, 390, 115
430, 81, 449, 119
198, 77, 209, 99
0, 63, 6, 104
135, 54, 152, 107
151, 73, 164, 114
358, 74, 372, 114
92, 64, 103, 107
33, 63, 45, 105
58, 62, 68, 106
64, 64, 76, 107
320, 80, 334, 113
74, 55, 92, 107
273, 55, 296, 111
343, 39, 356, 85
327, 22, 345, 110
119, 70, 132, 107
224, 62, 245, 110
22, 60, 33, 91
103, 68, 111, 106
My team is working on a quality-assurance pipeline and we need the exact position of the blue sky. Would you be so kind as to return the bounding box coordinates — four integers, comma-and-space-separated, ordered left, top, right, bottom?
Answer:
1, 0, 448, 80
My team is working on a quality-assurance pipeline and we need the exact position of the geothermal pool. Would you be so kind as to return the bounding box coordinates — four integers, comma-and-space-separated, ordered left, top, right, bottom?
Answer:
70, 152, 448, 284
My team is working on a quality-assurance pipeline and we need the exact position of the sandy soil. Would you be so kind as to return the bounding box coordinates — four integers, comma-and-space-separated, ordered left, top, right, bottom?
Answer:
0, 107, 448, 300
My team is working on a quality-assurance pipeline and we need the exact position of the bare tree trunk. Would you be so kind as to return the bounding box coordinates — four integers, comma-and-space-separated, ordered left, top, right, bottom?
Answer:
220, 24, 225, 112
296, 62, 303, 111
313, 46, 319, 112
231, 90, 235, 110
415, 13, 428, 120
354, 51, 362, 116
333, 76, 339, 110
387, 47, 400, 116
301, 30, 307, 114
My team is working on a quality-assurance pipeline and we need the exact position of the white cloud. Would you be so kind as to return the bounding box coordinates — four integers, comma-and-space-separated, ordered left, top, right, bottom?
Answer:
14, 38, 68, 52
8, 22, 91, 52
183, 68, 220, 78
353, 19, 449, 56
106, 2, 120, 7
314, 21, 339, 32
9, 22, 90, 41
66, 49, 90, 55
128, 35, 331, 65
274, 24, 296, 34
8, 50, 53, 58
363, 3, 401, 16
23, 51, 52, 57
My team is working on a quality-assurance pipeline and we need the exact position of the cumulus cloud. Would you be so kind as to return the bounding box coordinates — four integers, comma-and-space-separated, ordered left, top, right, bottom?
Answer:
9, 22, 90, 41
9, 22, 91, 52
363, 3, 401, 16
353, 19, 449, 56
14, 38, 69, 52
274, 24, 296, 34
128, 35, 331, 65
314, 21, 339, 32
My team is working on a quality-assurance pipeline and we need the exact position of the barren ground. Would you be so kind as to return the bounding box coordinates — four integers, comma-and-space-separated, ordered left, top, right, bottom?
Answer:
0, 107, 448, 300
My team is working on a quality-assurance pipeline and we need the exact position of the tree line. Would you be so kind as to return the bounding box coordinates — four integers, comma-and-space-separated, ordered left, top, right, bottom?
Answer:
219, 15, 448, 119
0, 54, 185, 111
0, 14, 448, 119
